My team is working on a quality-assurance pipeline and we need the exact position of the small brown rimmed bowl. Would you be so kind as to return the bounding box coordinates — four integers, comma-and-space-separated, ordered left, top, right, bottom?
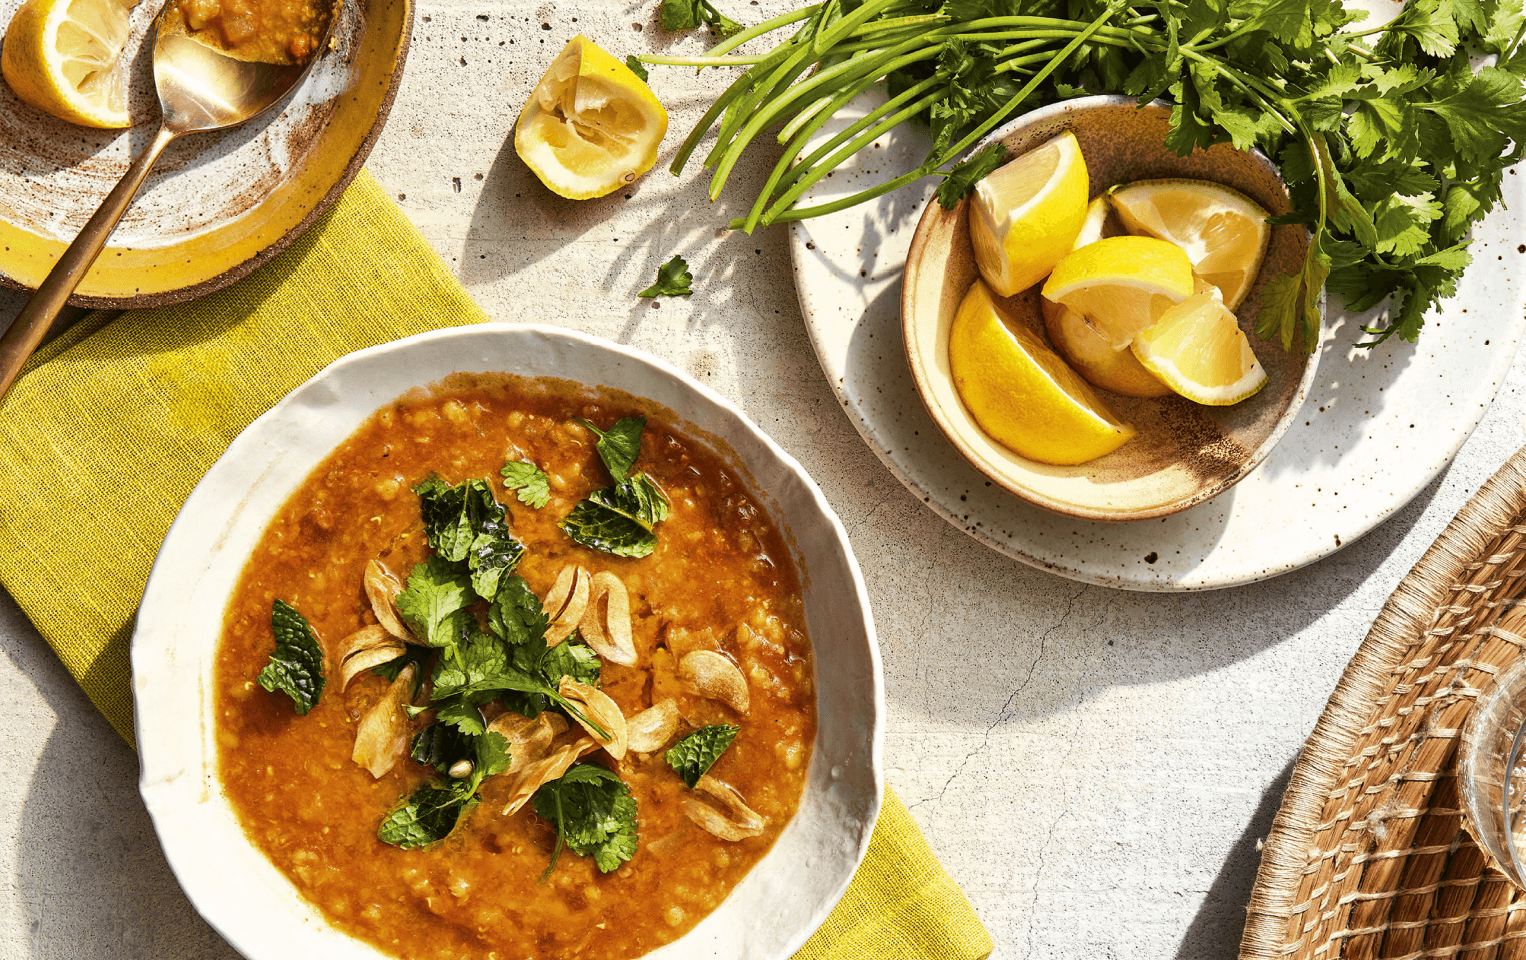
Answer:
902, 96, 1321, 522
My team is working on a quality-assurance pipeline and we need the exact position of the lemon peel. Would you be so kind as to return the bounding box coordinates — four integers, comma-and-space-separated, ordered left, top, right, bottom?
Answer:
514, 35, 668, 200
1, 0, 135, 128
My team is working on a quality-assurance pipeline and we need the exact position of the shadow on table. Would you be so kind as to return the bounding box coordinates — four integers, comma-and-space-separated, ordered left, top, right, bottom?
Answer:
1175, 758, 1295, 960
0, 590, 237, 960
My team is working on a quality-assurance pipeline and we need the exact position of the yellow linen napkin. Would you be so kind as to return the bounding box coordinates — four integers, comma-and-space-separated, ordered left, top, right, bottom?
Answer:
0, 170, 992, 960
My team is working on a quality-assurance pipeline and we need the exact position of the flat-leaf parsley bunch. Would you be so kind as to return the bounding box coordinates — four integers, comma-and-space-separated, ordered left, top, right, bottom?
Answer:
647, 0, 1526, 350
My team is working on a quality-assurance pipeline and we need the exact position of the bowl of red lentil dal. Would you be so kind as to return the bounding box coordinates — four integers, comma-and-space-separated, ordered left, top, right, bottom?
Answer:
133, 323, 884, 960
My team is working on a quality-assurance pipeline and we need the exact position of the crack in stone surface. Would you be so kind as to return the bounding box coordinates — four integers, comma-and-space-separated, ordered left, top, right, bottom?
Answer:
908, 581, 1089, 812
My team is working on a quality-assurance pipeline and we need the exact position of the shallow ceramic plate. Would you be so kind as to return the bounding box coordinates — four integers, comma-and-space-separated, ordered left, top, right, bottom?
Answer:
132, 324, 884, 959
0, 0, 411, 308
789, 89, 1526, 589
902, 98, 1320, 521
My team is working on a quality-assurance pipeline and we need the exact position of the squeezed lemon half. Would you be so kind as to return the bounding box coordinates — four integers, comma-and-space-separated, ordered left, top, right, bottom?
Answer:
1130, 282, 1268, 405
949, 279, 1135, 465
1041, 236, 1196, 350
1108, 178, 1270, 310
514, 35, 668, 200
968, 130, 1089, 297
2, 0, 135, 128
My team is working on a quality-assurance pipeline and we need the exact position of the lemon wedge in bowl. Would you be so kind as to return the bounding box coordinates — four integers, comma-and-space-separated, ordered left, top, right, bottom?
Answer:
2, 0, 135, 128
1130, 283, 1268, 405
1041, 235, 1195, 349
1108, 179, 1270, 310
515, 35, 668, 200
949, 278, 1135, 465
968, 130, 1089, 297
1040, 297, 1172, 398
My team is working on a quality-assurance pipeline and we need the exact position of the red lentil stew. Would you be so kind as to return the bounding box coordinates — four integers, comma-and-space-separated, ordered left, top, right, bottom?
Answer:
215, 374, 817, 960
176, 0, 331, 64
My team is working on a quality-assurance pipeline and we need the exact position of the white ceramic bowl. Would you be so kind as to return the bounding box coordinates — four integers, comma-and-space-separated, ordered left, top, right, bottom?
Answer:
133, 324, 884, 960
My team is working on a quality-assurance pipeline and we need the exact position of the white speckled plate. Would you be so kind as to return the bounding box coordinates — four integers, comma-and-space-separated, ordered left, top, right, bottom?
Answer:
133, 325, 884, 959
788, 95, 1526, 591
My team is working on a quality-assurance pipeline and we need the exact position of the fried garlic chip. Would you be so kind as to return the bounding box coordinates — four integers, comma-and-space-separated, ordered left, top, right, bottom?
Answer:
626, 699, 680, 754
580, 571, 638, 666
678, 650, 750, 714
681, 775, 766, 841
352, 663, 417, 779
488, 712, 569, 775
542, 565, 590, 646
559, 678, 629, 760
337, 625, 407, 691
365, 559, 416, 643
501, 737, 599, 815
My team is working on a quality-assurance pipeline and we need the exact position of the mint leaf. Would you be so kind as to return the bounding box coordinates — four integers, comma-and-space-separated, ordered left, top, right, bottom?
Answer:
395, 558, 474, 647
936, 142, 1007, 210
625, 55, 649, 82
665, 724, 739, 788
500, 460, 551, 509
257, 600, 325, 715
413, 476, 525, 601
579, 416, 645, 482
378, 784, 472, 849
560, 474, 671, 558
533, 764, 639, 874
638, 255, 693, 298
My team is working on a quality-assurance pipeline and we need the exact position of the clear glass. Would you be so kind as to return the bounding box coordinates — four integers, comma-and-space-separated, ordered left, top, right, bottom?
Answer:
1459, 656, 1526, 887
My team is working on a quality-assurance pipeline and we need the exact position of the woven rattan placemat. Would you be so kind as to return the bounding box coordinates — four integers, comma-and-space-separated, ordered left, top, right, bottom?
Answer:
1242, 447, 1526, 960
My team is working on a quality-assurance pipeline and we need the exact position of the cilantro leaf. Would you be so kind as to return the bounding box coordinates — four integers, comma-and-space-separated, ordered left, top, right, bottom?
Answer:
625, 55, 649, 82
500, 460, 551, 509
378, 784, 471, 849
560, 474, 671, 558
936, 142, 1007, 210
257, 600, 326, 715
579, 416, 645, 482
533, 764, 639, 874
395, 558, 474, 647
665, 724, 739, 788
658, 0, 741, 36
413, 476, 525, 601
638, 255, 693, 298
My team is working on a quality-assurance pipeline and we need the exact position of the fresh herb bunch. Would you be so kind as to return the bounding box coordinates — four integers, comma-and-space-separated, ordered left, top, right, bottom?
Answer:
649, 0, 1526, 349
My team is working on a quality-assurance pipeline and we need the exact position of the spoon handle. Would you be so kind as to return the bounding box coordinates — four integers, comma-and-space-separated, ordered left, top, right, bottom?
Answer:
0, 123, 179, 402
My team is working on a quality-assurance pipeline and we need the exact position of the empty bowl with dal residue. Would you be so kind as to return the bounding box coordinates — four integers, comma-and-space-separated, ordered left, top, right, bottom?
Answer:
902, 96, 1321, 521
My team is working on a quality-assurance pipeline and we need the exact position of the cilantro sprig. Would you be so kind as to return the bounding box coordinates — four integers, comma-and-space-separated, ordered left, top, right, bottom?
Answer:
659, 0, 743, 37
651, 0, 1526, 351
501, 460, 551, 509
533, 764, 639, 875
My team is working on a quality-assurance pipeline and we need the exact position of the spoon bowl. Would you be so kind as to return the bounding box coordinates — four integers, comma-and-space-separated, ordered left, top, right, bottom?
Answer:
0, 0, 338, 401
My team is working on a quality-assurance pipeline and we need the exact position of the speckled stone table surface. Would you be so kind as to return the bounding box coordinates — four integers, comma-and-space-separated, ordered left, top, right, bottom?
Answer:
4, 4, 1526, 958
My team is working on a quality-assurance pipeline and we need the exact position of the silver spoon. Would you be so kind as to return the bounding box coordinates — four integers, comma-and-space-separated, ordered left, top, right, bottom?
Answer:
0, 4, 336, 400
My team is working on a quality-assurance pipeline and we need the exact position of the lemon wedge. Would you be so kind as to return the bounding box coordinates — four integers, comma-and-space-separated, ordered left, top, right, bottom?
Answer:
514, 35, 668, 200
2, 0, 135, 128
949, 278, 1135, 465
968, 130, 1089, 297
1130, 283, 1267, 405
1041, 236, 1195, 350
1108, 179, 1270, 310
1040, 297, 1171, 398
1067, 195, 1122, 253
